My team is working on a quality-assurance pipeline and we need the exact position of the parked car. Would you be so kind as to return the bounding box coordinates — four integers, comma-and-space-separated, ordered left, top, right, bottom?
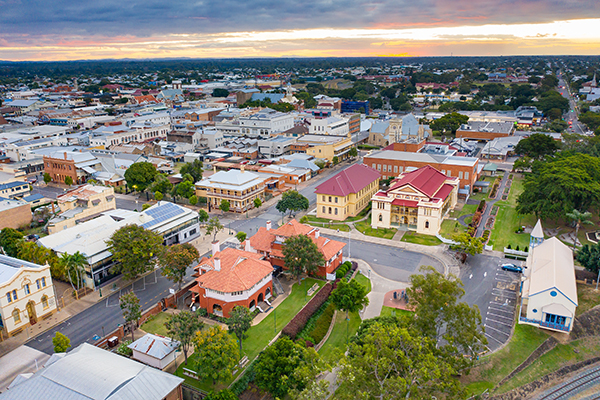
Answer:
501, 263, 523, 273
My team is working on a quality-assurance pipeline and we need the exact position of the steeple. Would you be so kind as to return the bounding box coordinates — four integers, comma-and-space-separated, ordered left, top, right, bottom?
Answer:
530, 219, 544, 249
592, 72, 597, 88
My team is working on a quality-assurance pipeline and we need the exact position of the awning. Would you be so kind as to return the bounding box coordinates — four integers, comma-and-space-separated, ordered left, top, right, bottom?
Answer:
391, 199, 418, 207
541, 303, 573, 318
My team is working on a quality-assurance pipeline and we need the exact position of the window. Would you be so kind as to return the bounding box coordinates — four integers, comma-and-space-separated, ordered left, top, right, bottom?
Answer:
5, 292, 11, 303
13, 309, 20, 324
425, 221, 429, 228
394, 165, 398, 173
382, 165, 387, 172
372, 163, 376, 169
328, 207, 332, 214
459, 171, 463, 179
24, 284, 30, 295
322, 196, 325, 201
441, 170, 445, 175
11, 290, 17, 301
41, 277, 46, 287
335, 197, 338, 203
42, 295, 49, 309
322, 206, 326, 213
465, 172, 469, 179
377, 164, 381, 171
378, 214, 383, 222
335, 208, 338, 215
328, 196, 332, 203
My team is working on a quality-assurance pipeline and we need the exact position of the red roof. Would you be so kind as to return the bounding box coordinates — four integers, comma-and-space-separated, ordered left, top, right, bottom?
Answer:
433, 183, 454, 200
389, 165, 447, 197
391, 199, 418, 207
315, 164, 380, 197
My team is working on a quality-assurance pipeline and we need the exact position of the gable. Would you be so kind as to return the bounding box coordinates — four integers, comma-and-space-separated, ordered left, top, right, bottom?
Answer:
389, 184, 427, 198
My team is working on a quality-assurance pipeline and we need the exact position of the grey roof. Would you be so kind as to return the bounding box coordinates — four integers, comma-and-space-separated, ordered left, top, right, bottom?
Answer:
0, 254, 46, 285
251, 93, 285, 103
286, 158, 320, 172
367, 150, 478, 167
128, 334, 179, 360
0, 343, 183, 400
370, 121, 389, 134
0, 181, 28, 191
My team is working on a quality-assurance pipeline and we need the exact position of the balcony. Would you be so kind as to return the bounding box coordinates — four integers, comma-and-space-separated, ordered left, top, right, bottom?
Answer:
540, 320, 570, 332
390, 223, 417, 230
204, 187, 264, 201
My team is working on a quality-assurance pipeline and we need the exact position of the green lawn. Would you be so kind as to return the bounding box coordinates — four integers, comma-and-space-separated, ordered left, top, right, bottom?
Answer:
487, 204, 535, 251
354, 220, 397, 239
496, 336, 600, 394
318, 310, 362, 360
464, 324, 549, 396
354, 271, 371, 293
576, 283, 600, 316
140, 312, 171, 337
440, 219, 467, 239
306, 221, 351, 232
401, 232, 442, 246
379, 306, 413, 318
459, 203, 478, 217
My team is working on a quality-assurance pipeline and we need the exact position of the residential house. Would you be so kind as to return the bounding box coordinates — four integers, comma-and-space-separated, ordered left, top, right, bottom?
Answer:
190, 242, 273, 318
370, 165, 458, 235
315, 164, 380, 221
246, 219, 346, 279
128, 333, 180, 370
0, 255, 56, 338
195, 168, 266, 213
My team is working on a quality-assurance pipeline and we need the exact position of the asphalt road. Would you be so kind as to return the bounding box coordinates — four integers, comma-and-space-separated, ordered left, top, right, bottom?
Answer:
26, 265, 198, 355
558, 75, 588, 135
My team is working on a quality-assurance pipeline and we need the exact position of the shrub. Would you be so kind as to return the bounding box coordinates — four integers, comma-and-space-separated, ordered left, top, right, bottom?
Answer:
336, 263, 351, 279
308, 302, 336, 344
117, 340, 133, 357
477, 200, 486, 212
525, 246, 528, 252
515, 245, 520, 251
230, 360, 256, 396
507, 244, 512, 249
282, 283, 333, 340
197, 308, 208, 317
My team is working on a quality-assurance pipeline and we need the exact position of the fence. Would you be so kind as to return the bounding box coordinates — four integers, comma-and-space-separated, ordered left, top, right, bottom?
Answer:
504, 247, 528, 259
436, 234, 458, 245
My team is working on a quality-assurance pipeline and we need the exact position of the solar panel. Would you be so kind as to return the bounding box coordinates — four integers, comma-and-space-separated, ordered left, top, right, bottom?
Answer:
141, 202, 186, 229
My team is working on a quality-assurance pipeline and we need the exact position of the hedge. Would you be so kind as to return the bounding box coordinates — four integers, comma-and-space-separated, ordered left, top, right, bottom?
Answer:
230, 360, 256, 396
281, 283, 333, 340
307, 302, 336, 344
335, 261, 353, 279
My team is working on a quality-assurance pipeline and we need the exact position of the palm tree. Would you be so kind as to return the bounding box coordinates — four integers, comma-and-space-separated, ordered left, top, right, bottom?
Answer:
60, 252, 89, 291
566, 209, 594, 250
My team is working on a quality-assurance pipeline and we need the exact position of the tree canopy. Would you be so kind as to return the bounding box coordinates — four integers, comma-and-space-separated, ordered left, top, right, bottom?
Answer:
276, 190, 309, 217
160, 243, 199, 290
194, 326, 239, 385
0, 228, 23, 257
124, 162, 157, 191
430, 112, 469, 136
226, 306, 253, 354
576, 243, 600, 273
107, 224, 164, 280
52, 332, 71, 353
514, 133, 560, 159
331, 278, 369, 318
283, 234, 325, 283
120, 292, 142, 342
206, 217, 224, 241
180, 159, 203, 183
165, 310, 204, 365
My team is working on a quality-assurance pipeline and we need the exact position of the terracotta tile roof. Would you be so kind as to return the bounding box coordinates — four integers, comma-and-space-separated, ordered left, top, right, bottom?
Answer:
248, 227, 275, 253
274, 219, 313, 238
195, 248, 272, 293
315, 236, 346, 260
389, 165, 447, 197
133, 95, 159, 104
315, 164, 380, 197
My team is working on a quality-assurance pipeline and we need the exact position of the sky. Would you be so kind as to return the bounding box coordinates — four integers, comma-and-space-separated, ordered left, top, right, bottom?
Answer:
1, 0, 600, 61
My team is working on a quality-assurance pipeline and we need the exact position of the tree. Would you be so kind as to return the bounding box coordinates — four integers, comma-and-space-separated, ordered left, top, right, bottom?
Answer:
253, 197, 262, 209
194, 326, 239, 385
0, 228, 23, 257
52, 332, 71, 353
17, 241, 63, 279
151, 174, 173, 194
235, 231, 247, 244
64, 176, 73, 186
59, 251, 88, 291
189, 195, 198, 206
349, 147, 358, 157
407, 266, 486, 372
566, 209, 594, 250
331, 278, 370, 343
430, 112, 469, 136
120, 292, 142, 342
206, 217, 224, 241
219, 199, 230, 214
576, 243, 600, 273
43, 172, 51, 184
198, 209, 209, 224
338, 322, 461, 400
165, 310, 204, 365
107, 225, 164, 281
332, 156, 339, 165
255, 336, 322, 398
161, 243, 199, 290
206, 389, 238, 400
276, 190, 309, 217
212, 88, 230, 98
155, 191, 164, 201
141, 203, 151, 211
176, 181, 195, 199
452, 233, 484, 261
291, 381, 331, 400
124, 162, 157, 191
180, 159, 203, 183
226, 306, 253, 354
514, 133, 559, 160
283, 234, 325, 284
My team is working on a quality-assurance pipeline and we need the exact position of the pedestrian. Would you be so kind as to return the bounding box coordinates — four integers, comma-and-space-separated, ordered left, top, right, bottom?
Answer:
337, 228, 339, 233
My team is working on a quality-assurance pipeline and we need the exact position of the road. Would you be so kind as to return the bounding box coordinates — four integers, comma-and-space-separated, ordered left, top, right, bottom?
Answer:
26, 265, 198, 355
558, 74, 588, 135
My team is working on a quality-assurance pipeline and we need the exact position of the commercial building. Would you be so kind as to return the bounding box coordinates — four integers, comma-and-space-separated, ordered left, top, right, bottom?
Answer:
480, 136, 522, 160
299, 135, 354, 162
0, 198, 32, 230
195, 168, 266, 213
308, 116, 349, 136
1, 343, 184, 400
0, 255, 56, 338
238, 108, 294, 136
246, 219, 346, 279
43, 151, 102, 185
370, 165, 458, 235
364, 150, 479, 193
315, 164, 380, 221
48, 184, 116, 234
455, 121, 515, 141
519, 221, 578, 333
341, 100, 370, 115
0, 181, 30, 199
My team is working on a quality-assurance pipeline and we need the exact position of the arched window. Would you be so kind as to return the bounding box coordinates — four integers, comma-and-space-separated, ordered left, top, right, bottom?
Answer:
425, 221, 430, 229
378, 214, 383, 222
12, 309, 20, 324
328, 207, 332, 214
41, 295, 49, 309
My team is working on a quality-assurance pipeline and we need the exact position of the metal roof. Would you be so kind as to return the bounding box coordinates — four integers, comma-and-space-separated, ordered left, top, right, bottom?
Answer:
128, 334, 179, 360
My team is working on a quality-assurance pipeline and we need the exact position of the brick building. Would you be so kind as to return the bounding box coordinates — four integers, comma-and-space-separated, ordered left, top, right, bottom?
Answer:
43, 151, 101, 185
0, 198, 32, 230
190, 243, 273, 318
364, 150, 480, 193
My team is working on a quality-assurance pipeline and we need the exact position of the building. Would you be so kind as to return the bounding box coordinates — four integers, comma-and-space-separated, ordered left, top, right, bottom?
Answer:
308, 116, 349, 136
519, 221, 578, 333
238, 108, 294, 136
299, 135, 354, 162
455, 121, 515, 141
364, 150, 479, 193
129, 333, 180, 370
246, 219, 346, 279
190, 243, 273, 318
258, 136, 296, 158
195, 168, 266, 213
480, 136, 522, 160
0, 255, 56, 338
0, 343, 184, 400
370, 165, 458, 235
348, 114, 361, 136
341, 100, 369, 115
47, 184, 116, 234
0, 181, 30, 199
0, 198, 32, 230
315, 164, 380, 221
43, 151, 102, 184
368, 114, 428, 148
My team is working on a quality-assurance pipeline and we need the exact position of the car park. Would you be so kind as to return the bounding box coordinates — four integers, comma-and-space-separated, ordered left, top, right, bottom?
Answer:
501, 263, 523, 273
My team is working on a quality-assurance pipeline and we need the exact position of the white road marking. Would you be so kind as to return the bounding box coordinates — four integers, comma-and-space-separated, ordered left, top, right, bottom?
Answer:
469, 274, 473, 279
484, 272, 487, 277
485, 332, 504, 344
487, 312, 514, 321
486, 318, 513, 328
488, 306, 515, 315
485, 324, 511, 336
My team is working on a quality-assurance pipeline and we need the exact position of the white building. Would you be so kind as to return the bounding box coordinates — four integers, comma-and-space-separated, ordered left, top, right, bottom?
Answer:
128, 333, 180, 370
0, 255, 56, 338
308, 116, 349, 136
519, 220, 578, 333
238, 108, 294, 136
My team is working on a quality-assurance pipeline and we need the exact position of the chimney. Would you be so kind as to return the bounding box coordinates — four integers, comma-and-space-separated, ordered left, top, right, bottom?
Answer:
64, 152, 67, 160
241, 164, 245, 173
315, 228, 320, 238
211, 240, 220, 255
266, 220, 271, 231
213, 257, 221, 271
245, 238, 252, 252
213, 165, 217, 174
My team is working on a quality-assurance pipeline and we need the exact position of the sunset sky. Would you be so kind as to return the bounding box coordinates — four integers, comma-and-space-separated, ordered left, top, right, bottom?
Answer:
1, 0, 600, 61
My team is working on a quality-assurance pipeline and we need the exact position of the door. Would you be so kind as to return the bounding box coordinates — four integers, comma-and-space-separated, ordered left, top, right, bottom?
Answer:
26, 301, 37, 325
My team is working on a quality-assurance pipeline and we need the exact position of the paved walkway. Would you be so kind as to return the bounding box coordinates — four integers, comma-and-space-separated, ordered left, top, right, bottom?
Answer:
476, 172, 510, 238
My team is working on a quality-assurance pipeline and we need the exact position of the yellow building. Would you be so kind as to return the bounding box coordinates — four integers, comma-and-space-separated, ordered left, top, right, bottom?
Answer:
315, 164, 380, 221
195, 167, 266, 213
300, 135, 354, 162
48, 184, 116, 234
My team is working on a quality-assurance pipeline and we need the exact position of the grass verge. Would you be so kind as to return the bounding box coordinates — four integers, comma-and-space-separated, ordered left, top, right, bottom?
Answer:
576, 283, 600, 316
379, 305, 414, 318
401, 232, 442, 246
318, 310, 362, 360
140, 312, 171, 337
354, 220, 397, 239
